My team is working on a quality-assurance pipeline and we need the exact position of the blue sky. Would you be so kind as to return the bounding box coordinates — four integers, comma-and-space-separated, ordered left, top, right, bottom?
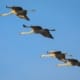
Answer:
0, 0, 80, 80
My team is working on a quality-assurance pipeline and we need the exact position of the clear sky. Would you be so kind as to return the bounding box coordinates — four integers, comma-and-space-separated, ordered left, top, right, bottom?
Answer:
0, 0, 80, 80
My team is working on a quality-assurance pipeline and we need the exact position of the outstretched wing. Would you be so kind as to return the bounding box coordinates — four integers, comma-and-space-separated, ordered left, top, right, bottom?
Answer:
16, 10, 30, 20
40, 29, 54, 39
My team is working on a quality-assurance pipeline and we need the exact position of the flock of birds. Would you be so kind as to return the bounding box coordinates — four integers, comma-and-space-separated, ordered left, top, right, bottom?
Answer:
0, 5, 80, 67
41, 51, 80, 67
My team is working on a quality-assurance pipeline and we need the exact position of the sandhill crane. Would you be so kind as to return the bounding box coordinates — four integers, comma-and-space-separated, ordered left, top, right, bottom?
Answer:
57, 58, 80, 67
20, 24, 55, 39
41, 51, 72, 62
0, 6, 35, 20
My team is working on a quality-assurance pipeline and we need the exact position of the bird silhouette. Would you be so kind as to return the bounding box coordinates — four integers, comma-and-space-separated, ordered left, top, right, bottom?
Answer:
0, 6, 32, 20
20, 24, 55, 39
41, 51, 72, 62
57, 58, 80, 67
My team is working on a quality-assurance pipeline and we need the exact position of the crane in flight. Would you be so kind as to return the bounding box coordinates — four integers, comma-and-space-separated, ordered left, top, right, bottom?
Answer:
0, 6, 35, 20
41, 50, 72, 62
20, 24, 56, 39
57, 58, 80, 67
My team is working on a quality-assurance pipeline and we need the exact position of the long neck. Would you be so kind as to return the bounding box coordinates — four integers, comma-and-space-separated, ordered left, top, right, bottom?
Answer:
41, 54, 55, 58
20, 30, 34, 35
57, 62, 72, 67
0, 11, 13, 16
